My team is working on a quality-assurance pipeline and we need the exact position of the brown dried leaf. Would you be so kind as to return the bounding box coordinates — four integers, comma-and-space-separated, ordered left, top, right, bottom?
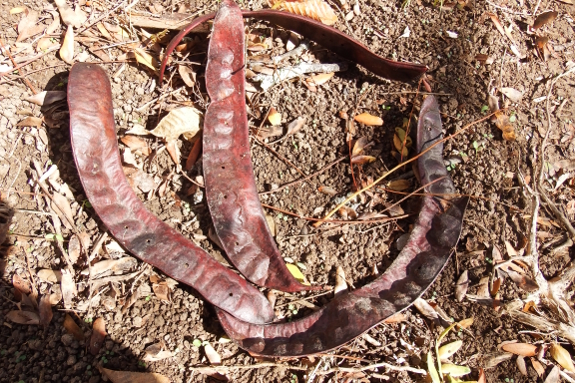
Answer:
60, 269, 77, 309
132, 48, 158, 71
270, 0, 338, 25
143, 343, 175, 362
52, 191, 75, 226
492, 111, 516, 141
39, 294, 53, 327
90, 317, 107, 355
97, 23, 114, 40
17, 116, 43, 127
100, 367, 171, 383
7, 310, 40, 325
318, 185, 338, 196
121, 135, 151, 156
478, 368, 486, 383
491, 277, 502, 297
352, 137, 369, 157
383, 312, 408, 324
501, 342, 537, 356
268, 107, 282, 126
413, 298, 439, 322
185, 136, 203, 170
531, 358, 546, 376
63, 314, 85, 340
37, 269, 62, 283
351, 155, 376, 165
25, 91, 67, 106
13, 273, 31, 297
59, 25, 75, 64
286, 117, 306, 137
487, 12, 513, 42
457, 317, 474, 329
152, 282, 171, 302
455, 270, 469, 302
255, 125, 283, 140
178, 65, 197, 87
68, 235, 81, 264
550, 343, 575, 372
387, 179, 410, 191
354, 112, 383, 126
500, 87, 523, 103
533, 11, 558, 29
265, 214, 277, 237
151, 107, 201, 142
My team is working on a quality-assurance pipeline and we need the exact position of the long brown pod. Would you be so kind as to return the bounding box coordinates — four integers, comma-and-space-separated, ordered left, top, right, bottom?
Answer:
159, 10, 427, 85
216, 95, 467, 356
67, 63, 275, 325
203, 0, 314, 291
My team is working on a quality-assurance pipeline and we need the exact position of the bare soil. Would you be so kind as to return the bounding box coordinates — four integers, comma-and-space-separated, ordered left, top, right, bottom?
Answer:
1, 0, 574, 382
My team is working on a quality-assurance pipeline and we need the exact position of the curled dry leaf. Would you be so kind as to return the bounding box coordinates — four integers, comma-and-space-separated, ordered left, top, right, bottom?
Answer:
352, 137, 369, 157
500, 87, 523, 103
63, 313, 85, 340
133, 48, 158, 71
100, 368, 170, 383
152, 281, 171, 302
17, 116, 43, 127
39, 294, 53, 327
269, 0, 338, 25
334, 265, 348, 297
307, 72, 334, 85
440, 363, 471, 377
7, 310, 40, 325
83, 256, 138, 278
438, 340, 463, 361
60, 269, 77, 309
204, 342, 222, 365
268, 107, 282, 126
501, 342, 538, 357
60, 25, 75, 64
550, 343, 575, 372
178, 64, 197, 87
90, 318, 107, 355
354, 112, 383, 126
37, 269, 62, 283
121, 136, 151, 156
151, 107, 201, 142
533, 11, 558, 29
383, 312, 408, 324
455, 270, 469, 302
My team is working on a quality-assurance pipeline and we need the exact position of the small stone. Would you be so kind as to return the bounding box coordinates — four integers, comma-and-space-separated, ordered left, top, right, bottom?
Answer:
66, 355, 77, 366
61, 333, 75, 347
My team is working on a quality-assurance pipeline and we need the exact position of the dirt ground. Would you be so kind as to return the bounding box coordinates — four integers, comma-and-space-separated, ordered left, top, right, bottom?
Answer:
1, 0, 575, 382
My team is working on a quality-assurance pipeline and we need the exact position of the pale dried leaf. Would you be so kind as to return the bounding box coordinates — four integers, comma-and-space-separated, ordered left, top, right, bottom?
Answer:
7, 310, 39, 325
271, 0, 338, 25
54, 0, 87, 27
68, 235, 81, 264
52, 191, 75, 226
517, 356, 528, 376
550, 343, 575, 372
121, 135, 150, 155
83, 257, 138, 278
59, 25, 75, 64
178, 65, 196, 87
438, 340, 463, 361
96, 23, 113, 40
531, 358, 546, 376
334, 265, 348, 296
354, 112, 383, 126
544, 365, 560, 383
265, 214, 277, 237
37, 269, 62, 283
307, 72, 334, 85
441, 363, 471, 377
484, 352, 513, 368
10, 6, 27, 14
455, 270, 469, 302
151, 107, 201, 142
133, 48, 158, 71
100, 368, 171, 383
500, 87, 523, 103
39, 294, 53, 327
90, 318, 107, 355
413, 298, 439, 321
25, 91, 67, 106
17, 9, 39, 42
286, 117, 306, 137
204, 342, 222, 365
501, 342, 537, 356
352, 137, 369, 157
61, 269, 77, 309
143, 347, 175, 362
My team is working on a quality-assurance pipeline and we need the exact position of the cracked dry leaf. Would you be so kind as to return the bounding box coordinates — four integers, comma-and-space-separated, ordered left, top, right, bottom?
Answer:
59, 25, 75, 64
151, 107, 201, 142
269, 0, 337, 25
100, 368, 170, 383
7, 310, 40, 325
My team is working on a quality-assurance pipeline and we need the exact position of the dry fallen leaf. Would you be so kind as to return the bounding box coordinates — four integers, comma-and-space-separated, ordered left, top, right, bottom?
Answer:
25, 91, 67, 106
185, 137, 203, 170
354, 112, 383, 126
387, 179, 410, 191
492, 111, 516, 141
307, 72, 335, 85
533, 11, 558, 29
7, 310, 40, 325
501, 342, 538, 357
39, 294, 53, 327
352, 137, 369, 157
549, 343, 575, 372
52, 191, 75, 226
63, 313, 85, 340
54, 0, 87, 27
60, 269, 77, 309
269, 0, 338, 25
544, 365, 560, 383
286, 117, 306, 137
204, 342, 222, 365
178, 65, 197, 87
351, 155, 376, 166
59, 25, 75, 64
438, 340, 463, 361
10, 6, 27, 14
286, 263, 308, 284
100, 368, 171, 383
334, 265, 348, 297
16, 116, 43, 127
90, 318, 107, 355
383, 312, 408, 324
133, 48, 158, 71
455, 270, 469, 302
500, 87, 523, 103
151, 107, 201, 142
531, 358, 546, 376
83, 257, 138, 278
516, 355, 528, 376
268, 107, 282, 126
17, 9, 42, 43
413, 298, 440, 322
152, 281, 171, 302
37, 269, 62, 283
143, 342, 175, 362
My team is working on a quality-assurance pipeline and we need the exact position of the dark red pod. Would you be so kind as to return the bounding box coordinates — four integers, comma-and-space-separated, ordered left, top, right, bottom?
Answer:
67, 63, 275, 325
203, 0, 314, 291
216, 96, 467, 356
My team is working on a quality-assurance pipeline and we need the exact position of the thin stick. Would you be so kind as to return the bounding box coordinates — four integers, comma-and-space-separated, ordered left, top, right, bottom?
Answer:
0, 46, 60, 78
259, 156, 347, 195
316, 362, 427, 376
77, 0, 127, 35
253, 136, 307, 178
314, 112, 497, 227
0, 37, 37, 94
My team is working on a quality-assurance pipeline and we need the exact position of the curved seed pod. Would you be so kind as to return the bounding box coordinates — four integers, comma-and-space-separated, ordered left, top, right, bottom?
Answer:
67, 63, 274, 325
217, 96, 467, 356
203, 0, 314, 291
159, 10, 426, 85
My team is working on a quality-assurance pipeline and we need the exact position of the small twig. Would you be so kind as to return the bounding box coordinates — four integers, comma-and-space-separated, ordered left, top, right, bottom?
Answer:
77, 0, 127, 35
272, 39, 310, 64
136, 86, 184, 111
259, 156, 347, 195
0, 36, 37, 94
0, 46, 60, 78
315, 112, 498, 227
316, 362, 427, 376
538, 188, 575, 240
253, 136, 307, 178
